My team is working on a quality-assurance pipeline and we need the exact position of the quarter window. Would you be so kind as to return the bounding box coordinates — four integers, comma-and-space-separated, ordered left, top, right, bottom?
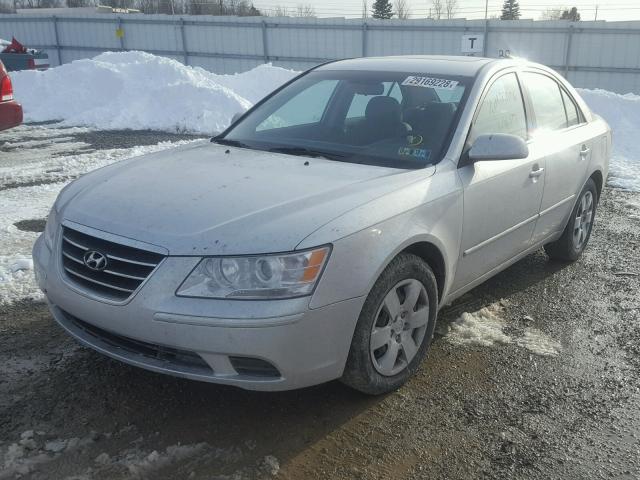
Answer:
471, 73, 527, 142
522, 72, 567, 132
561, 89, 580, 127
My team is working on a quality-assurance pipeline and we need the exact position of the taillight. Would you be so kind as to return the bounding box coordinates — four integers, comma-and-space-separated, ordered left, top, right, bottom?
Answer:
1, 75, 14, 102
27, 58, 36, 70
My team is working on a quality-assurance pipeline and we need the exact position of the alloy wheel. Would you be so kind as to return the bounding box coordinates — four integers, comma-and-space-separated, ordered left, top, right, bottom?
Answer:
369, 278, 429, 376
573, 190, 594, 251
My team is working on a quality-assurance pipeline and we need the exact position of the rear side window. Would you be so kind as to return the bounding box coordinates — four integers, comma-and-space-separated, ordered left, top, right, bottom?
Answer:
471, 73, 527, 142
522, 72, 567, 132
561, 89, 580, 127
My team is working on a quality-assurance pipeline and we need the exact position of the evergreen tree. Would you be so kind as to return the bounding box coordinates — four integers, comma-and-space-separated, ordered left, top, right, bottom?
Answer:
372, 0, 393, 19
500, 0, 520, 20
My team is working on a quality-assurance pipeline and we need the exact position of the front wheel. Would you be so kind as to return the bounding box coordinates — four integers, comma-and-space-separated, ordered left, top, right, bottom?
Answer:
341, 254, 438, 395
544, 178, 598, 262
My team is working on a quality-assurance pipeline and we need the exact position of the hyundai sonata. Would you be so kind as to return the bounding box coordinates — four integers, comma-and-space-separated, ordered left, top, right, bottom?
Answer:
33, 56, 610, 394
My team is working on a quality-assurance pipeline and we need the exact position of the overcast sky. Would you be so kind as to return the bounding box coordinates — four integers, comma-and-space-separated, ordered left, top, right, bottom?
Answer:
252, 0, 639, 21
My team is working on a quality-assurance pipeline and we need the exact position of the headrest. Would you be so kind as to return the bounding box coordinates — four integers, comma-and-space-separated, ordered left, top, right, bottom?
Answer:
365, 96, 402, 122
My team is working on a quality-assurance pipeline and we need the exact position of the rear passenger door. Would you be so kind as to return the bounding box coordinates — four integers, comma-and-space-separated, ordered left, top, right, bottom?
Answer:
520, 71, 592, 243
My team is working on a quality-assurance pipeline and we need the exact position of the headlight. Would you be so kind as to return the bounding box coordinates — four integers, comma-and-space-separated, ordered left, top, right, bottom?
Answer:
43, 206, 59, 248
176, 246, 331, 300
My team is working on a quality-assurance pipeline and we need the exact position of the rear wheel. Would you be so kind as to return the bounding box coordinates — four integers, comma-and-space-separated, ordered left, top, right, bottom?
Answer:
544, 178, 598, 262
341, 253, 438, 395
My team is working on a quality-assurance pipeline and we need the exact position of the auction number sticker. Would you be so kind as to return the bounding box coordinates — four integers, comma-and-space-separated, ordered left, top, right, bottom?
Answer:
402, 76, 459, 90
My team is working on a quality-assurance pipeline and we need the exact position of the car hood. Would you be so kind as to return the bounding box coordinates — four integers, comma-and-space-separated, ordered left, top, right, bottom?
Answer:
60, 141, 435, 255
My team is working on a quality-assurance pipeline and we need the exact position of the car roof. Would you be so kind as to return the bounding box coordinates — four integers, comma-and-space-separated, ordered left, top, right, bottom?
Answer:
316, 55, 516, 77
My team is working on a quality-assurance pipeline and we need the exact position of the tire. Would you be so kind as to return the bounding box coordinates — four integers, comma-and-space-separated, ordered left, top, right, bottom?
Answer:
341, 253, 438, 395
544, 178, 598, 262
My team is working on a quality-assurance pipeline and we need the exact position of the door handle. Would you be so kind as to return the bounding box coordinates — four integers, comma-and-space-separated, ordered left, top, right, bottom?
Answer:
529, 167, 545, 178
580, 145, 590, 157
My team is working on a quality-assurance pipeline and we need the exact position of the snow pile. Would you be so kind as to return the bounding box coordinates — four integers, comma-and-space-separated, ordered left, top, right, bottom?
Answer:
579, 88, 640, 192
446, 303, 512, 347
445, 302, 562, 357
515, 328, 562, 357
11, 51, 296, 134
0, 430, 96, 479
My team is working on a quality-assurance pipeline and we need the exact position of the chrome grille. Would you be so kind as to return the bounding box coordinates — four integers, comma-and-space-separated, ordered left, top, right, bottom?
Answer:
61, 226, 164, 301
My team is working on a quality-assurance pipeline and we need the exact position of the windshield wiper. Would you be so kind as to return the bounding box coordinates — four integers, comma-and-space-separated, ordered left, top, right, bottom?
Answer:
267, 146, 345, 161
211, 137, 250, 149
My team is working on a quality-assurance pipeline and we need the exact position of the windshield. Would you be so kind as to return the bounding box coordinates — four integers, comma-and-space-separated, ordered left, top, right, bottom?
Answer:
219, 69, 471, 169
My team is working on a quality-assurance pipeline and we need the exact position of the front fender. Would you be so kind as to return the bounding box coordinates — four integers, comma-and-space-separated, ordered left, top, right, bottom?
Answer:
306, 168, 463, 310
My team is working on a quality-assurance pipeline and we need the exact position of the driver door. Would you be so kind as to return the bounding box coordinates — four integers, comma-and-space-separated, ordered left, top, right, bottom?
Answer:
452, 72, 546, 292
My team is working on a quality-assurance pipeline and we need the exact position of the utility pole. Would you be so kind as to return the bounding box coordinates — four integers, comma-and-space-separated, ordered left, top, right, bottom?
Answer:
362, 0, 367, 18
484, 0, 488, 19
594, 4, 599, 20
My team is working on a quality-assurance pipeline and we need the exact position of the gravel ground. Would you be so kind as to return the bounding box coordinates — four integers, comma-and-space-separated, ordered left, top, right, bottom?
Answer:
1, 126, 639, 480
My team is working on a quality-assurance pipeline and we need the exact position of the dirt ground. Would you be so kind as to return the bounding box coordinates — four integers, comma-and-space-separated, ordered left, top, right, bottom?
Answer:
1, 127, 639, 480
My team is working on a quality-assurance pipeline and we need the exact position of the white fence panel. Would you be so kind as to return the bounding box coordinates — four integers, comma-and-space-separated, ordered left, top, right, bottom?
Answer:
1, 13, 640, 93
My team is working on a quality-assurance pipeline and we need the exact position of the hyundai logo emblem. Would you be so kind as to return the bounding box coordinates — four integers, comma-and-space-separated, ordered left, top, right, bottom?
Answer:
83, 250, 108, 271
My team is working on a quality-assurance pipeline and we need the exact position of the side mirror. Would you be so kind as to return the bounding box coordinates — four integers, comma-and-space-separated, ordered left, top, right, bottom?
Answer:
468, 133, 529, 162
230, 112, 243, 125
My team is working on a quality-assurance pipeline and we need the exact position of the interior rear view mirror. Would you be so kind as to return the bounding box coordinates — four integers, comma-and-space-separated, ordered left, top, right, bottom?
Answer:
468, 134, 529, 162
347, 82, 385, 95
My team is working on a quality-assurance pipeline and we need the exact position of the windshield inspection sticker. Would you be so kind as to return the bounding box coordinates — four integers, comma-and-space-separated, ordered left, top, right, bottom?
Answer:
398, 146, 431, 161
402, 76, 459, 90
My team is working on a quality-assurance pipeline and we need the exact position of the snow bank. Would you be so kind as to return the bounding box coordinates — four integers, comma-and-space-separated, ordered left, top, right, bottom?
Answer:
11, 51, 296, 134
578, 88, 640, 192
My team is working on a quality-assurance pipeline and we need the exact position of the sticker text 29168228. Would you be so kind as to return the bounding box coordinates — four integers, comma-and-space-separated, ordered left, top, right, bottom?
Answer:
401, 76, 459, 90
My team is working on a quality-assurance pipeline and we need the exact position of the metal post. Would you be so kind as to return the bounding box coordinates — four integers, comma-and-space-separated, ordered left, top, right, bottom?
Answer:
261, 20, 269, 63
483, 20, 489, 57
362, 21, 368, 57
52, 15, 61, 66
482, 0, 489, 57
117, 17, 125, 50
564, 24, 574, 78
180, 18, 188, 65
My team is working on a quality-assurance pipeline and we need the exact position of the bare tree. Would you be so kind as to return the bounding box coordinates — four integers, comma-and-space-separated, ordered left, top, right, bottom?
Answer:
295, 3, 315, 16
66, 0, 95, 7
540, 7, 564, 19
395, 0, 410, 19
0, 0, 15, 11
431, 0, 443, 19
444, 0, 456, 18
14, 0, 63, 7
270, 4, 289, 16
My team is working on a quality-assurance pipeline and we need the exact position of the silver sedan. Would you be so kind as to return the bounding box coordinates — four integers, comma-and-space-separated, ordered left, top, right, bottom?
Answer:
33, 56, 610, 394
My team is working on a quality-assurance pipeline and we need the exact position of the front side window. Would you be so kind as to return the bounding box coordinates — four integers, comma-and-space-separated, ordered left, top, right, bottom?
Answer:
220, 70, 470, 169
522, 72, 567, 132
470, 73, 527, 142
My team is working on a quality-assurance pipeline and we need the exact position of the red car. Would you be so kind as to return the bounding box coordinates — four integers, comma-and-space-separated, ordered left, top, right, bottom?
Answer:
0, 59, 23, 131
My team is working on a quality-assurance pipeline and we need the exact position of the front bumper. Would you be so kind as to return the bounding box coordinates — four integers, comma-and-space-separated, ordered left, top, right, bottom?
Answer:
33, 234, 364, 391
